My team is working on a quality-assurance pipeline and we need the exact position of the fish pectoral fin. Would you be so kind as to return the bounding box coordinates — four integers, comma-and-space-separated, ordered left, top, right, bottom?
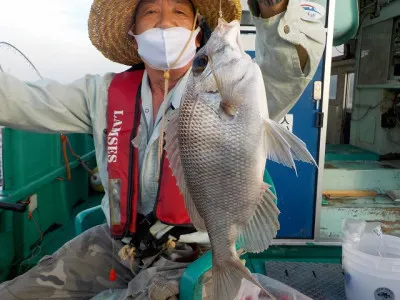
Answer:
263, 118, 317, 176
237, 183, 280, 253
218, 96, 245, 121
163, 109, 207, 232
219, 99, 237, 117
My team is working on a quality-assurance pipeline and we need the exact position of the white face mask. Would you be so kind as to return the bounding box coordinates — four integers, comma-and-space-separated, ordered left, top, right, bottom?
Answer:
130, 26, 201, 71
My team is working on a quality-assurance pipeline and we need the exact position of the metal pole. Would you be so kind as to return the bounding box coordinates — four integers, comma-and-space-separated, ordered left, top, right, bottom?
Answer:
314, 0, 337, 242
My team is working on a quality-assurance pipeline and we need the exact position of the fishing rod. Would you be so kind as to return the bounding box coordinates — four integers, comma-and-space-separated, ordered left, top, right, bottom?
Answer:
0, 41, 43, 79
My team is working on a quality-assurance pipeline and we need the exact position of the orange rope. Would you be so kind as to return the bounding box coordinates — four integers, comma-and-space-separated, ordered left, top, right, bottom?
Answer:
60, 134, 94, 181
60, 135, 72, 181
28, 212, 43, 242
19, 198, 43, 242
65, 136, 83, 160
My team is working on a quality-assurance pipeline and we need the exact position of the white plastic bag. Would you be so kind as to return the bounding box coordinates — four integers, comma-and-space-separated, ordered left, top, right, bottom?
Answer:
342, 219, 367, 244
342, 219, 385, 256
233, 274, 312, 300
202, 271, 311, 300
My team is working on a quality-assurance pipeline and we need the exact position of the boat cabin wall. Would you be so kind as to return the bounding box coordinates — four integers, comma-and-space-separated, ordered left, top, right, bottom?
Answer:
351, 1, 400, 155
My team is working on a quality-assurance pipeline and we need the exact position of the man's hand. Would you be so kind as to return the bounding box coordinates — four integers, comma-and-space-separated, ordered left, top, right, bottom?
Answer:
258, 0, 289, 18
247, 0, 289, 18
249, 0, 309, 72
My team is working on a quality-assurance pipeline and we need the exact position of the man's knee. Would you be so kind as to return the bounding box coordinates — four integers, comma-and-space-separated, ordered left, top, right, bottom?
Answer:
0, 283, 18, 300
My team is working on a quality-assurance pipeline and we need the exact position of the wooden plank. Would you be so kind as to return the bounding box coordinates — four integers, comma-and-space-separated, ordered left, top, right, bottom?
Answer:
323, 190, 377, 198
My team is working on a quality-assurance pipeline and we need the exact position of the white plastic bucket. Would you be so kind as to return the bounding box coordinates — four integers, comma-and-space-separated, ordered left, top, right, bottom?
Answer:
342, 233, 400, 300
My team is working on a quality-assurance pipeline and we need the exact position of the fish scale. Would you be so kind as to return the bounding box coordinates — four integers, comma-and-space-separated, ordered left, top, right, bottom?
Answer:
164, 18, 317, 300
179, 75, 268, 296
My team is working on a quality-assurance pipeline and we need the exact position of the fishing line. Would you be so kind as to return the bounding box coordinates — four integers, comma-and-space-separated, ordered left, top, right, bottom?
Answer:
0, 42, 43, 79
208, 56, 223, 97
156, 9, 199, 182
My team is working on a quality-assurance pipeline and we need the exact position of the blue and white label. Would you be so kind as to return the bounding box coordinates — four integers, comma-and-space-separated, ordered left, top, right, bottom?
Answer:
300, 1, 326, 21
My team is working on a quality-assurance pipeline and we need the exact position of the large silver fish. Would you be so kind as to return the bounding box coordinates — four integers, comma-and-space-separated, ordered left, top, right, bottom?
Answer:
164, 18, 316, 300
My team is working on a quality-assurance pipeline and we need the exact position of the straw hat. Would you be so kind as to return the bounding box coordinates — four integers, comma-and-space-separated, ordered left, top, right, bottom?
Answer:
88, 0, 242, 66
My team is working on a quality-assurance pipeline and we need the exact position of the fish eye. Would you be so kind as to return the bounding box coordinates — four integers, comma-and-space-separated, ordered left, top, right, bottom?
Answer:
193, 54, 209, 74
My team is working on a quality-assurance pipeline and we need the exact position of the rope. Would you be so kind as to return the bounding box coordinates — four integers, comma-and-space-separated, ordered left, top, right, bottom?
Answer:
156, 10, 199, 181
118, 244, 137, 274
60, 134, 94, 182
28, 212, 43, 242
18, 197, 44, 242
165, 238, 176, 249
64, 135, 94, 175
155, 72, 170, 182
61, 135, 72, 181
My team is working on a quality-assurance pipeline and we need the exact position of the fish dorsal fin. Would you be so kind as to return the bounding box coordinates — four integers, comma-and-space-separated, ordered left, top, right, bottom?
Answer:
237, 182, 280, 253
263, 118, 317, 176
164, 109, 207, 232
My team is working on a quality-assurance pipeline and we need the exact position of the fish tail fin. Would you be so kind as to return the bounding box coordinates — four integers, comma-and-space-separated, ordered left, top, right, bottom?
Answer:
263, 118, 317, 176
212, 257, 276, 300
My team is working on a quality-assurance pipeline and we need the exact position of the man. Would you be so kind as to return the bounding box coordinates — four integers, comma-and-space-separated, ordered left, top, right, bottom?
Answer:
0, 0, 326, 299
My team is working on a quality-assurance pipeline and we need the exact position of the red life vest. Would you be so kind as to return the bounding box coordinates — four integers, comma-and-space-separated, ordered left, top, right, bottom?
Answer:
107, 67, 191, 239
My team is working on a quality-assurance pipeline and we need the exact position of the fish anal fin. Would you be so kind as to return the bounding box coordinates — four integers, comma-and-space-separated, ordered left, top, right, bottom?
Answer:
237, 184, 280, 253
164, 109, 206, 232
